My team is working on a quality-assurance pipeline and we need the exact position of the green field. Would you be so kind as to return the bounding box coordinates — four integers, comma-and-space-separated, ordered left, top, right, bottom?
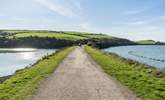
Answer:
85, 46, 165, 100
12, 31, 112, 40
66, 32, 112, 39
79, 34, 112, 39
0, 47, 74, 100
136, 40, 156, 44
14, 32, 87, 40
136, 40, 165, 45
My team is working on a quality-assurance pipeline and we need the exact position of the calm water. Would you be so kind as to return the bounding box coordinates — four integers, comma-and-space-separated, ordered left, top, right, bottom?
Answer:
104, 45, 165, 68
0, 48, 56, 76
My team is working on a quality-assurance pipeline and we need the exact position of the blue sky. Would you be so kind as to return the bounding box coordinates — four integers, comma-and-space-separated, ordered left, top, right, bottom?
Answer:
0, 0, 165, 41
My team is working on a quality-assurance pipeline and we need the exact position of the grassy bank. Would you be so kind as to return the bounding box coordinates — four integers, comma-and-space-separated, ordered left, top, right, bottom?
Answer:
85, 46, 165, 100
0, 47, 74, 100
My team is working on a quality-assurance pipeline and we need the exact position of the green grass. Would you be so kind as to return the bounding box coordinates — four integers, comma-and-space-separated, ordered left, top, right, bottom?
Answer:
0, 47, 74, 100
13, 32, 112, 40
85, 46, 165, 100
67, 32, 112, 39
14, 32, 87, 40
3, 30, 27, 34
136, 40, 156, 44
136, 40, 165, 45
80, 34, 112, 39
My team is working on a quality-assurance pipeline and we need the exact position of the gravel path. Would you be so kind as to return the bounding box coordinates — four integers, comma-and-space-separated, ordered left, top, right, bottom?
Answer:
32, 47, 140, 100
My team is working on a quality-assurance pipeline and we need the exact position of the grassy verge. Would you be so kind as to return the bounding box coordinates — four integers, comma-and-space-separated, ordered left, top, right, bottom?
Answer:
0, 47, 74, 100
85, 46, 165, 100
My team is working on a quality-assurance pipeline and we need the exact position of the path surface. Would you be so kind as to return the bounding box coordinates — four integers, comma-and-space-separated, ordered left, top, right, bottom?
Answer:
33, 47, 140, 100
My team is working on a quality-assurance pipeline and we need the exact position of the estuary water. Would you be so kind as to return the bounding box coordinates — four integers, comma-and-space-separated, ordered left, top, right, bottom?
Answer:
104, 45, 165, 68
0, 48, 56, 76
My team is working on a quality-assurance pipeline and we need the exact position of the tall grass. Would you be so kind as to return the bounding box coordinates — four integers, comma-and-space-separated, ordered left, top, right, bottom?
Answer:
85, 46, 165, 100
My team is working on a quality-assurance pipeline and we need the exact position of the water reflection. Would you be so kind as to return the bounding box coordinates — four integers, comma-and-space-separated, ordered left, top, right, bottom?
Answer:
12, 48, 36, 52
104, 45, 165, 68
0, 49, 56, 76
18, 52, 36, 60
0, 48, 36, 53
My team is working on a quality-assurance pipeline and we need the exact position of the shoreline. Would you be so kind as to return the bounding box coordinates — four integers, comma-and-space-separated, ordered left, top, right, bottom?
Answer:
1, 45, 165, 83
0, 49, 58, 83
103, 45, 165, 68
106, 52, 165, 77
102, 44, 165, 77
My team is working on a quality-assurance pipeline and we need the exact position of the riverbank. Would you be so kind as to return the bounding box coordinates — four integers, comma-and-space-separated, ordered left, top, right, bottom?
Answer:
0, 46, 74, 100
85, 46, 165, 100
104, 45, 165, 68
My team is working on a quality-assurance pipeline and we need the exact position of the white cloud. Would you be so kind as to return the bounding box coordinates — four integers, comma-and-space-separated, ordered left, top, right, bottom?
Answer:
35, 0, 80, 18
127, 21, 147, 25
69, 0, 82, 10
13, 17, 26, 21
0, 14, 6, 17
125, 16, 164, 26
78, 22, 104, 33
123, 10, 144, 15
78, 22, 91, 31
159, 16, 165, 20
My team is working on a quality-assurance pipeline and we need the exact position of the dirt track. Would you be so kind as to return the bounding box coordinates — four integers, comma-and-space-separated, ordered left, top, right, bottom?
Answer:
32, 47, 140, 100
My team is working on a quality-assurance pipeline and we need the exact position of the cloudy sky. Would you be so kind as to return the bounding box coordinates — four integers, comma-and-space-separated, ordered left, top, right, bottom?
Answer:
0, 0, 165, 41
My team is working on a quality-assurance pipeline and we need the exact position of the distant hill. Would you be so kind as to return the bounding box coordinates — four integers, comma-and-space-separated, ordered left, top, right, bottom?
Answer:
0, 30, 135, 48
3, 30, 165, 49
136, 40, 165, 45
